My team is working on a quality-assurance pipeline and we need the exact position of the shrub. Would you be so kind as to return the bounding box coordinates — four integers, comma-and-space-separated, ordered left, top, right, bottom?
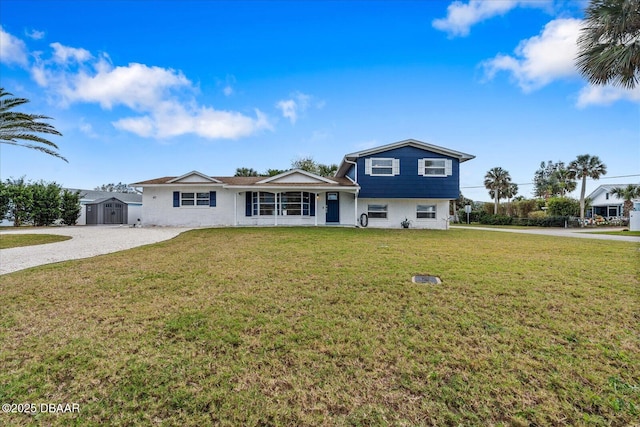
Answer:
512, 199, 539, 218
528, 210, 547, 220
479, 213, 513, 225
547, 197, 580, 217
60, 189, 81, 225
31, 181, 62, 226
513, 215, 571, 227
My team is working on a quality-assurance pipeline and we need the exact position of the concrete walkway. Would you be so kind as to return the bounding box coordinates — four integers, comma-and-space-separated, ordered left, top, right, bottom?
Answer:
0, 226, 190, 275
451, 225, 640, 243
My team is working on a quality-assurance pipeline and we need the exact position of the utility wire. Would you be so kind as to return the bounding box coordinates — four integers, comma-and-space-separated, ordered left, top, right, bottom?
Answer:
461, 174, 640, 189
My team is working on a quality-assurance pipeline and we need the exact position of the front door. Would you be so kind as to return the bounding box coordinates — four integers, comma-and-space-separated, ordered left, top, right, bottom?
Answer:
326, 192, 339, 223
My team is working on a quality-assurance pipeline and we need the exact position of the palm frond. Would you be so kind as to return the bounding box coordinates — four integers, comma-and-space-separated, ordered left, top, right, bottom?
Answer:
0, 88, 67, 162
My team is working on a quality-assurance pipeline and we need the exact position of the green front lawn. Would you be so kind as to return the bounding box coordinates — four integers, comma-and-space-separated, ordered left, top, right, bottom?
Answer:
1, 228, 638, 425
591, 230, 640, 237
0, 233, 71, 249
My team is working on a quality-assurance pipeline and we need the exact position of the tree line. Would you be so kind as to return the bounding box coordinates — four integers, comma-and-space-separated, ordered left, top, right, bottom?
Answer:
0, 178, 81, 227
234, 157, 338, 178
481, 154, 639, 225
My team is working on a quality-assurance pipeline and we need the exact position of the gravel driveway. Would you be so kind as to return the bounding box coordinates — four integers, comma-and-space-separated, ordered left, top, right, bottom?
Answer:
0, 226, 190, 275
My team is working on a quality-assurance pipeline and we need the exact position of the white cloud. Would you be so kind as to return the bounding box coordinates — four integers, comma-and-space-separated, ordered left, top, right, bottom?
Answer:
18, 33, 273, 140
61, 61, 191, 109
78, 118, 98, 138
113, 100, 272, 139
276, 91, 313, 124
276, 99, 298, 124
482, 18, 582, 92
576, 85, 640, 108
50, 42, 92, 64
26, 29, 45, 40
432, 0, 552, 37
0, 26, 29, 66
222, 74, 236, 96
113, 116, 155, 138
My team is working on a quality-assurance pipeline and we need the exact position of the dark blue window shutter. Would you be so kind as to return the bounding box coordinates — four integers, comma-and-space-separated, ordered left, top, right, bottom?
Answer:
173, 191, 180, 207
310, 193, 316, 216
209, 191, 216, 207
245, 192, 252, 216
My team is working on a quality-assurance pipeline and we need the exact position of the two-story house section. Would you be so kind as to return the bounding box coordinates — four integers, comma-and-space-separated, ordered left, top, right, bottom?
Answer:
335, 139, 475, 229
132, 138, 474, 229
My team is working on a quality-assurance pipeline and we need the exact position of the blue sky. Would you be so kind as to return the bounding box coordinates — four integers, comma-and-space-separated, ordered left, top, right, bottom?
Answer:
1, 0, 638, 202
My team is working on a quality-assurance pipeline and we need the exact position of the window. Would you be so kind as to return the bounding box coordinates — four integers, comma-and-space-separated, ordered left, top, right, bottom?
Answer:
280, 192, 302, 215
181, 192, 195, 206
196, 193, 210, 206
368, 204, 388, 219
176, 191, 215, 207
417, 204, 436, 219
251, 192, 314, 216
365, 158, 399, 176
418, 158, 452, 177
253, 192, 276, 215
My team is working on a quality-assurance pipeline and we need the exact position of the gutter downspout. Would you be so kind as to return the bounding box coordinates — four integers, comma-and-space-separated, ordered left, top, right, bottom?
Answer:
344, 158, 359, 227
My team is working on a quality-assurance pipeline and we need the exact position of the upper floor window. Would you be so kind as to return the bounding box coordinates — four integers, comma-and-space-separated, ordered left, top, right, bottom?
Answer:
365, 158, 399, 176
418, 158, 452, 177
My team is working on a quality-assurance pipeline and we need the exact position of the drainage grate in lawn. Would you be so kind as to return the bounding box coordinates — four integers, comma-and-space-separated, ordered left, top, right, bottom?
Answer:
412, 275, 442, 284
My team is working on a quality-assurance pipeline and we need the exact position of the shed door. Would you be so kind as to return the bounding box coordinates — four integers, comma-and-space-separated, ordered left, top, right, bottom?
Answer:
104, 202, 124, 224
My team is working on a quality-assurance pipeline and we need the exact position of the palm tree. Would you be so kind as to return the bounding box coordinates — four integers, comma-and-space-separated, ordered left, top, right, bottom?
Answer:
554, 165, 577, 197
576, 0, 640, 89
504, 183, 519, 216
0, 88, 66, 162
484, 167, 512, 214
568, 154, 607, 224
610, 184, 640, 218
234, 167, 259, 177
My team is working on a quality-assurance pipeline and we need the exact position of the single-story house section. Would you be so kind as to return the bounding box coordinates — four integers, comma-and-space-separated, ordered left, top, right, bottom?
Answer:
586, 184, 638, 219
68, 189, 143, 225
131, 139, 475, 229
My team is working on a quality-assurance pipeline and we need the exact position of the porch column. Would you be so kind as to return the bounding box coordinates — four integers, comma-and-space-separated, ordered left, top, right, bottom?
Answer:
354, 191, 358, 226
234, 192, 237, 226
275, 192, 279, 226
315, 193, 318, 226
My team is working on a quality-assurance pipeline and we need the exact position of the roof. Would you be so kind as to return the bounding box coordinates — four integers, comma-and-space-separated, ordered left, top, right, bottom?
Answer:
587, 184, 639, 201
336, 138, 475, 177
66, 188, 142, 204
87, 196, 130, 205
131, 171, 358, 190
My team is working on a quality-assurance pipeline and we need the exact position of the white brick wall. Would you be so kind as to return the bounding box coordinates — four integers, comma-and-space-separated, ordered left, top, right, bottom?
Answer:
141, 188, 451, 230
357, 198, 450, 229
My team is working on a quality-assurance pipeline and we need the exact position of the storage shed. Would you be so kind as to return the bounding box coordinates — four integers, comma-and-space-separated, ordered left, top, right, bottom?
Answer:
85, 197, 129, 225
66, 189, 142, 225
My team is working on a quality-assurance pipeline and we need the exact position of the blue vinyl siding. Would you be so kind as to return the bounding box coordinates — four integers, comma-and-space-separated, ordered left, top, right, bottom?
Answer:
356, 146, 459, 199
346, 164, 356, 181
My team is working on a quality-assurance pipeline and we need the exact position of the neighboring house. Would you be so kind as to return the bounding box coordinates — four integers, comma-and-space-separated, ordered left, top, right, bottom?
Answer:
586, 184, 638, 219
131, 139, 475, 229
67, 189, 143, 225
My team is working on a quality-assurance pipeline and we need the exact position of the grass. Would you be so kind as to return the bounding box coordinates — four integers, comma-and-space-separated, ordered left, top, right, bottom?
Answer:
591, 230, 640, 237
1, 227, 638, 426
0, 233, 71, 249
